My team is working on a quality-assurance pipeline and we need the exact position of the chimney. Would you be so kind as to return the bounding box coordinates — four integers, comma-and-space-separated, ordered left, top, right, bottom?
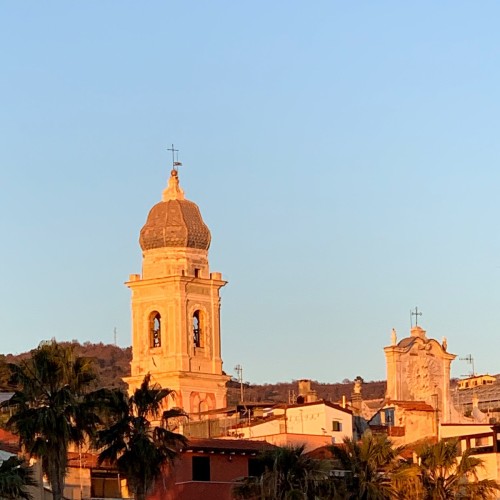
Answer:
297, 379, 317, 403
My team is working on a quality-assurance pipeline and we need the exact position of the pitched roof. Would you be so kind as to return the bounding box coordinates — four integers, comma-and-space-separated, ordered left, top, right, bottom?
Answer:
272, 400, 352, 415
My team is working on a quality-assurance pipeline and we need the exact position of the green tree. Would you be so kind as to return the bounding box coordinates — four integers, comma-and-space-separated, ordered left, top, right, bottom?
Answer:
95, 374, 187, 500
1, 340, 99, 500
0, 456, 37, 500
329, 433, 404, 499
417, 439, 500, 499
233, 444, 335, 500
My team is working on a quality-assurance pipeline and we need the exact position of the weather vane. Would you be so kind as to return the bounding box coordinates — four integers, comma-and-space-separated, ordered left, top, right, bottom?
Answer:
167, 143, 183, 172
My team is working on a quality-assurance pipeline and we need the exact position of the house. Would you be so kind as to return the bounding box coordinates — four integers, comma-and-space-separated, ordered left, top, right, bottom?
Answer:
148, 438, 276, 500
59, 438, 274, 500
440, 423, 500, 483
224, 400, 353, 452
457, 374, 496, 390
369, 400, 437, 445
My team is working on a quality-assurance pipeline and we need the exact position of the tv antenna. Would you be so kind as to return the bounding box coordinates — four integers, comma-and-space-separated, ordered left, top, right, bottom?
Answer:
460, 354, 476, 377
234, 364, 244, 403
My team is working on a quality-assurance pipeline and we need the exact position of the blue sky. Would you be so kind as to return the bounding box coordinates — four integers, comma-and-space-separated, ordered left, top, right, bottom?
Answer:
1, 2, 500, 384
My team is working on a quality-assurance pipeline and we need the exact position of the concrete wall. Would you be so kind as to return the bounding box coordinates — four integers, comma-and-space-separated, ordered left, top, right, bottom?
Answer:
440, 424, 493, 439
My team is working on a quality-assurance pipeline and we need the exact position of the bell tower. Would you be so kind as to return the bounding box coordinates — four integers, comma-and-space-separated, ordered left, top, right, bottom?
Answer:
124, 165, 229, 414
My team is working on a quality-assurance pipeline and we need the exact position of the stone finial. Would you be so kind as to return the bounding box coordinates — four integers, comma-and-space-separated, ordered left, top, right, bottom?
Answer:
391, 328, 397, 346
353, 377, 362, 394
442, 337, 448, 351
472, 393, 479, 408
162, 169, 185, 201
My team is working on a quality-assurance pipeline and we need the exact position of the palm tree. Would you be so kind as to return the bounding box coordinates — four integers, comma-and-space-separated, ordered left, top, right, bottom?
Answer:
0, 456, 37, 500
417, 439, 500, 499
329, 433, 404, 499
2, 340, 99, 500
233, 444, 334, 500
95, 374, 187, 500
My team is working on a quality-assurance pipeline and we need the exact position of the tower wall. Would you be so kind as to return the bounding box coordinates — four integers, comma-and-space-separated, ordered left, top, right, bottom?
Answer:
124, 170, 229, 415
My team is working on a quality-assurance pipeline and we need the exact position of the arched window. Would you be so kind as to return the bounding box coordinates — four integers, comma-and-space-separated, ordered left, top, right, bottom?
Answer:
150, 312, 161, 348
193, 310, 204, 348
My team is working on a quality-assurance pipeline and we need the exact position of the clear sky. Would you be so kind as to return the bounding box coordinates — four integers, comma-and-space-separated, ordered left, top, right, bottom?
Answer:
2, 2, 500, 384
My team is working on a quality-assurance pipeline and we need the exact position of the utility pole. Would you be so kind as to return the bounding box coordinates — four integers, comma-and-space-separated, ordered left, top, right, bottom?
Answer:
234, 364, 244, 403
114, 327, 117, 346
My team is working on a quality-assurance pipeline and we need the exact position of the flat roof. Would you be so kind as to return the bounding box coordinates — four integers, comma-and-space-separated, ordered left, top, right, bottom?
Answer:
182, 438, 277, 453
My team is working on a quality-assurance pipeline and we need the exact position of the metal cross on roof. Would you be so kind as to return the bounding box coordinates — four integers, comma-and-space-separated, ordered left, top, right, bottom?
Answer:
167, 143, 183, 171
411, 306, 422, 326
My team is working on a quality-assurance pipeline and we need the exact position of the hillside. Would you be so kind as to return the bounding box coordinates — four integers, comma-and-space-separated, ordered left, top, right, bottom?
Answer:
227, 378, 386, 405
0, 341, 132, 391
0, 342, 386, 402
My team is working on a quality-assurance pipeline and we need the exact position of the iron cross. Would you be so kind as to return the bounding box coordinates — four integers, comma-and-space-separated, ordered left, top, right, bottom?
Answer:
411, 306, 422, 326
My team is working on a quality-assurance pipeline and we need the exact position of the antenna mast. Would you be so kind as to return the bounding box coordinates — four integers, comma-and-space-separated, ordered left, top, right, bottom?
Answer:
234, 364, 244, 403
460, 354, 476, 377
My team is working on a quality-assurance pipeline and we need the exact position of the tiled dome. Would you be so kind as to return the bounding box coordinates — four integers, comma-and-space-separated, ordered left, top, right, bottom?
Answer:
139, 170, 211, 251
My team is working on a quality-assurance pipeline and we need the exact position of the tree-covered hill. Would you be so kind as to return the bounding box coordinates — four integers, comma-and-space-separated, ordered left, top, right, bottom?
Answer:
227, 378, 387, 405
0, 341, 132, 391
0, 342, 386, 402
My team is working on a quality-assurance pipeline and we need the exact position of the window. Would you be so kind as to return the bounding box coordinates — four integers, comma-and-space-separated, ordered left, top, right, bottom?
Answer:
194, 268, 201, 278
384, 408, 395, 426
149, 312, 161, 348
249, 458, 265, 478
193, 310, 204, 348
332, 421, 342, 432
475, 436, 488, 447
91, 471, 122, 498
192, 456, 210, 481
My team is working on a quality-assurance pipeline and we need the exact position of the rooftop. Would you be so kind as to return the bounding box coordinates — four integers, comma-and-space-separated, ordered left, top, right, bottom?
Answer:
181, 438, 276, 453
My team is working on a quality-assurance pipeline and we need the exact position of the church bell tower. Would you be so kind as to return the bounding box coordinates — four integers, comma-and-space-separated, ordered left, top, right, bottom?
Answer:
124, 163, 229, 414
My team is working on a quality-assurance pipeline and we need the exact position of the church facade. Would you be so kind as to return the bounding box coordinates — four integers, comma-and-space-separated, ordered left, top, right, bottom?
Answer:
384, 325, 456, 424
123, 168, 229, 414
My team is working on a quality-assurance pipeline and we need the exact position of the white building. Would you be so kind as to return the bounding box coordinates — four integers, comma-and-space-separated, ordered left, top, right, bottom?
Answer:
227, 400, 353, 452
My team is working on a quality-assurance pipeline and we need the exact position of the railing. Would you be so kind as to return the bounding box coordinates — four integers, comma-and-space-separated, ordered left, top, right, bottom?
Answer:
182, 415, 242, 438
370, 425, 405, 437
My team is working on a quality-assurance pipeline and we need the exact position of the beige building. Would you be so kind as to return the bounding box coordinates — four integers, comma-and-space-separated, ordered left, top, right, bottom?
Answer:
226, 401, 353, 452
384, 325, 456, 424
457, 374, 496, 390
440, 423, 500, 486
369, 400, 437, 446
123, 168, 229, 414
